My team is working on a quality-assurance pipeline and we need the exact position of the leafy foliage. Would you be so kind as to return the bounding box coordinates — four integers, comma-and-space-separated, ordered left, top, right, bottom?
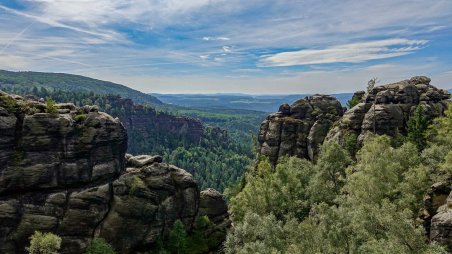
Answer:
129, 176, 146, 195
344, 132, 359, 156
226, 125, 451, 253
407, 105, 429, 150
26, 231, 62, 254
45, 97, 58, 114
346, 95, 360, 109
158, 217, 224, 254
230, 157, 314, 221
86, 238, 115, 254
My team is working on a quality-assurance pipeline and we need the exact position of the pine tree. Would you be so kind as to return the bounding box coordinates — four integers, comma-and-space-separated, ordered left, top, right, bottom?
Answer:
407, 105, 429, 151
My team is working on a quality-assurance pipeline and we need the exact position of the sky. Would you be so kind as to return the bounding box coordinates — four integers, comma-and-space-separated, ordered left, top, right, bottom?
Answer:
0, 0, 452, 94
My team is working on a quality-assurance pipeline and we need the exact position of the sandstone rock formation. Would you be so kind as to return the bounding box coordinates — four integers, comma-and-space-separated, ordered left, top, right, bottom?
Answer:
105, 95, 204, 147
257, 94, 344, 164
0, 92, 228, 254
428, 184, 452, 251
326, 76, 450, 145
419, 182, 452, 238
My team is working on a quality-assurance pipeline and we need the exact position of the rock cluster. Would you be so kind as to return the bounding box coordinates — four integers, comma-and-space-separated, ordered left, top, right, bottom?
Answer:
0, 92, 228, 254
258, 94, 344, 164
326, 76, 450, 145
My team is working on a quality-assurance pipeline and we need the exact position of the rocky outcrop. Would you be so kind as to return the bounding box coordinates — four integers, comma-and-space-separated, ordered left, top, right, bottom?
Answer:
257, 94, 344, 164
419, 182, 452, 238
326, 76, 450, 145
198, 188, 230, 228
430, 188, 452, 251
0, 92, 228, 254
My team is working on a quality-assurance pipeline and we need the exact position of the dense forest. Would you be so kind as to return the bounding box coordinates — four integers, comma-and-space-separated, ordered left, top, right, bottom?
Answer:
225, 103, 452, 253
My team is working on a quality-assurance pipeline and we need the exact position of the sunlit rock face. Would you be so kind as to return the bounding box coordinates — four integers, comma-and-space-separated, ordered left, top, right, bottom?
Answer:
325, 76, 450, 145
258, 94, 344, 164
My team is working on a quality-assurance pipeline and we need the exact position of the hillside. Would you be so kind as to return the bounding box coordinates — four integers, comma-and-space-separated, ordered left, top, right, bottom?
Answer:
0, 70, 162, 105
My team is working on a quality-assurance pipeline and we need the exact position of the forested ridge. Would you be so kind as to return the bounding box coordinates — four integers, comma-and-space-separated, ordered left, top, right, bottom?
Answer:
0, 70, 162, 105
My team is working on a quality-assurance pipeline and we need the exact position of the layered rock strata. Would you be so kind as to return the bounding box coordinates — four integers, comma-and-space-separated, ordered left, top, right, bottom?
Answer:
257, 94, 344, 164
326, 76, 450, 145
0, 92, 228, 254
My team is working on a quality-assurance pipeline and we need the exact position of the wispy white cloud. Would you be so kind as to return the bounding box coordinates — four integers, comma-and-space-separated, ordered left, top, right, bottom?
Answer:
203, 36, 231, 41
222, 46, 232, 53
259, 39, 428, 67
0, 0, 451, 93
0, 5, 122, 42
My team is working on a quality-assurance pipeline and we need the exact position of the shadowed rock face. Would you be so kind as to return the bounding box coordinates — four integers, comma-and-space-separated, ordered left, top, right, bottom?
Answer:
427, 184, 452, 252
419, 182, 452, 239
104, 95, 205, 147
0, 92, 228, 254
257, 94, 344, 164
326, 76, 450, 145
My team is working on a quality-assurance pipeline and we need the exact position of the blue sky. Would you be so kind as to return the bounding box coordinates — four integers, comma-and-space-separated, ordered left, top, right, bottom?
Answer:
0, 0, 452, 94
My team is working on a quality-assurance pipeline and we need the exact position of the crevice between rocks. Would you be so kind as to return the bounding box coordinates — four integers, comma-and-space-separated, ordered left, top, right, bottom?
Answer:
91, 182, 114, 239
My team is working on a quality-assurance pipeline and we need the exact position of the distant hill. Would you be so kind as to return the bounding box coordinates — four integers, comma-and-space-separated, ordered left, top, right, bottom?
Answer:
0, 70, 162, 105
153, 93, 354, 112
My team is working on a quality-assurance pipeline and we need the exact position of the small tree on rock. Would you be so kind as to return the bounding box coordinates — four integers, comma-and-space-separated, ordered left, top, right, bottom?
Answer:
26, 231, 61, 254
407, 105, 429, 151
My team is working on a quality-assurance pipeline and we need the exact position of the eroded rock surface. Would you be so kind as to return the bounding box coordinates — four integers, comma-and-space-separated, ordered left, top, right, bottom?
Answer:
258, 94, 344, 164
326, 76, 450, 145
0, 92, 228, 254
430, 189, 452, 251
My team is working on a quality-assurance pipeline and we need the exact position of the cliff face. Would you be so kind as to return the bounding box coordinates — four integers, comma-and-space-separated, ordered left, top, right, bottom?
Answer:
0, 92, 229, 254
326, 76, 450, 144
104, 95, 204, 147
257, 94, 344, 164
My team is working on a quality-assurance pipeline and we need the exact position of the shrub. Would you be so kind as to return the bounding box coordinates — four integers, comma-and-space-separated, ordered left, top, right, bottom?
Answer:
129, 176, 146, 195
346, 96, 360, 109
74, 114, 88, 122
26, 231, 61, 254
343, 132, 358, 156
86, 238, 115, 254
45, 97, 58, 114
0, 94, 18, 113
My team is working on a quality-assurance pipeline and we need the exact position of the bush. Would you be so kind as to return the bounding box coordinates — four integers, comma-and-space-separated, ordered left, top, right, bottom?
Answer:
0, 94, 18, 113
86, 238, 115, 254
45, 97, 58, 114
343, 133, 358, 156
346, 96, 360, 109
74, 114, 88, 122
26, 231, 61, 254
129, 176, 146, 195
